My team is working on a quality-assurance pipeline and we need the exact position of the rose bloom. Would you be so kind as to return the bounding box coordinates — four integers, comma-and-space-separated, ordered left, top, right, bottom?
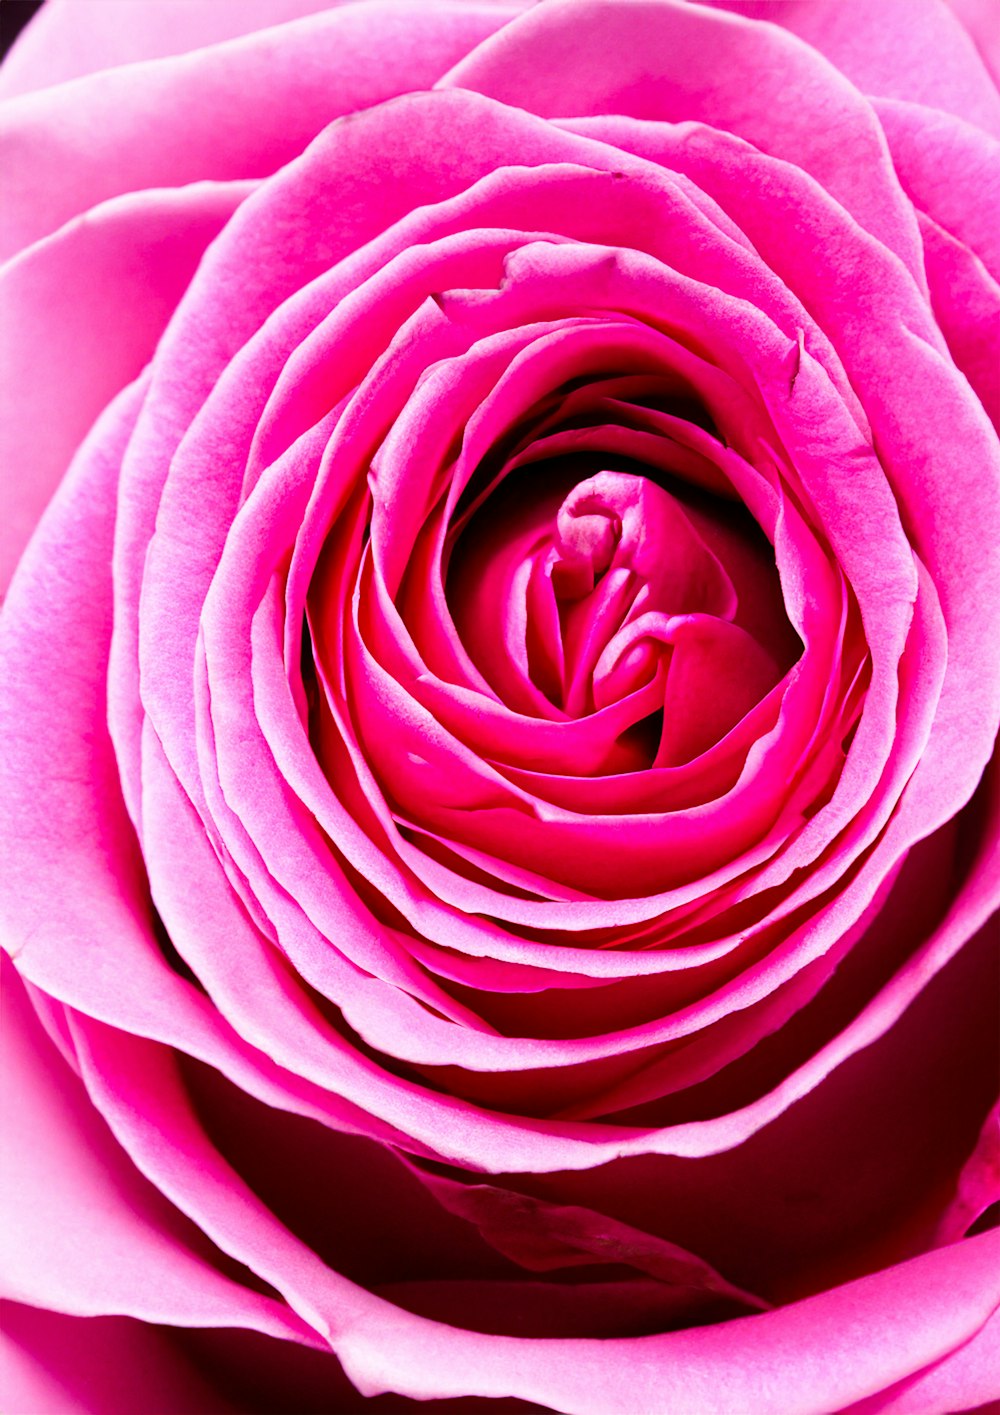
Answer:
1, 1, 999, 1412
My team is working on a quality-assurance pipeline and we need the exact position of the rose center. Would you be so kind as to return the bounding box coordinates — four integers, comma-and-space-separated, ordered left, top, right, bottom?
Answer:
448, 458, 792, 766
541, 469, 739, 715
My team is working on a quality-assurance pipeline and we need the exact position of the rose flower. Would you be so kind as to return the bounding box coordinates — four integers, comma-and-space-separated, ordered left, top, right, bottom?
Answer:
1, 2, 998, 1412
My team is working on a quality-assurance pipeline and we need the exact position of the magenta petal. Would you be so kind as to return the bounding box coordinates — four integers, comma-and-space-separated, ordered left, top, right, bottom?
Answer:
0, 959, 318, 1345
0, 0, 361, 97
0, 1305, 236, 1415
0, 5, 520, 259
847, 1306, 1000, 1414
706, 0, 1000, 136
2, 5, 998, 1413
0, 182, 250, 589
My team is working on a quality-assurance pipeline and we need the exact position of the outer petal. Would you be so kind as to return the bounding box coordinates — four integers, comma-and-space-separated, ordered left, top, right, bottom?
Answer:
0, 2, 521, 260
0, 959, 317, 1347
0, 181, 252, 589
339, 1233, 1000, 1412
945, 0, 1000, 86
873, 98, 1000, 427
700, 0, 1000, 137
50, 1002, 1000, 1412
849, 1306, 1000, 1413
0, 0, 350, 98
440, 0, 927, 284
0, 1305, 236, 1415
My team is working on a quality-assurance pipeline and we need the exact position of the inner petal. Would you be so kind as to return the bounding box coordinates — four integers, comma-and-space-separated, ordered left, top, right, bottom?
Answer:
550, 469, 738, 716
447, 453, 784, 769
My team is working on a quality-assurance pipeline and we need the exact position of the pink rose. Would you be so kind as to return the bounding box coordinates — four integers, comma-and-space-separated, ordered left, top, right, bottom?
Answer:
2, 2, 999, 1412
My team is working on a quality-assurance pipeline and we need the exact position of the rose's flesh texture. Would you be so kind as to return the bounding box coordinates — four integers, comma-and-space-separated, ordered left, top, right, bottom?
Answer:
1, 2, 999, 1413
